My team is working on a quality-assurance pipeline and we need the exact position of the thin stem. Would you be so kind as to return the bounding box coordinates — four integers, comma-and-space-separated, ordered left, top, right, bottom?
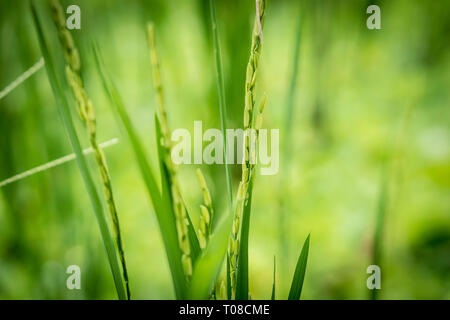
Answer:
228, 0, 266, 299
209, 0, 233, 211
147, 23, 193, 280
0, 57, 44, 101
0, 138, 118, 188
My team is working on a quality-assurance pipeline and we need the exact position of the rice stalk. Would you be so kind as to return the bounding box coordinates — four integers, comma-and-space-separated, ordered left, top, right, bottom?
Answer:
235, 95, 267, 300
93, 46, 187, 298
49, 0, 130, 299
228, 0, 266, 299
196, 168, 214, 249
31, 2, 126, 299
147, 23, 193, 279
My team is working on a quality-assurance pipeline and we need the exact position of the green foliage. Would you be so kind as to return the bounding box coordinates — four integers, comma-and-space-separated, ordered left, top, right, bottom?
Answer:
288, 234, 310, 300
93, 47, 187, 298
30, 3, 126, 300
2, 0, 446, 301
209, 0, 233, 210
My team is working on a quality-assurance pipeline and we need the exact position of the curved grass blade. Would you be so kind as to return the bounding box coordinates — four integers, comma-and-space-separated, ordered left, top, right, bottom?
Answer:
188, 212, 233, 299
30, 3, 126, 300
288, 234, 310, 300
231, 0, 266, 300
209, 0, 233, 210
93, 46, 187, 298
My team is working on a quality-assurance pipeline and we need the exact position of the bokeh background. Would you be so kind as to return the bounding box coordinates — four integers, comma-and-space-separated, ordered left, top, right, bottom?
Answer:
0, 0, 449, 299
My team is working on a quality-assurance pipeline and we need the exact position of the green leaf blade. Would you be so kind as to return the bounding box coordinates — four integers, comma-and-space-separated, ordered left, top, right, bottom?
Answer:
209, 0, 233, 210
31, 3, 126, 300
93, 47, 187, 298
154, 115, 201, 265
288, 234, 310, 300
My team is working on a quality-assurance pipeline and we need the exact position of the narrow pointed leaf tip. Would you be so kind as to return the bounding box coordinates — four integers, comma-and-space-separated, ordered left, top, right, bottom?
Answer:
288, 234, 310, 300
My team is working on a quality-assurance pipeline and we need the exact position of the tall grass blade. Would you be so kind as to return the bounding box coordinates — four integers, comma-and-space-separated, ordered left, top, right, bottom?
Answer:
288, 234, 310, 300
148, 24, 200, 272
154, 114, 201, 264
235, 176, 255, 300
232, 0, 266, 300
30, 3, 126, 300
49, 0, 131, 298
208, 0, 233, 210
93, 46, 187, 298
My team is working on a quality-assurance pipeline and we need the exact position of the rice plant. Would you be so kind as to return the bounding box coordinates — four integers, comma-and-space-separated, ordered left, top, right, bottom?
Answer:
147, 22, 196, 281
103, 0, 309, 300
30, 1, 128, 300
49, 0, 130, 299
28, 0, 311, 300
1, 0, 446, 302
227, 0, 267, 300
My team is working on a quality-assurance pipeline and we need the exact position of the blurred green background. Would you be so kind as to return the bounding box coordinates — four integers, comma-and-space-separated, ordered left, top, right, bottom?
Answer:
0, 0, 449, 299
